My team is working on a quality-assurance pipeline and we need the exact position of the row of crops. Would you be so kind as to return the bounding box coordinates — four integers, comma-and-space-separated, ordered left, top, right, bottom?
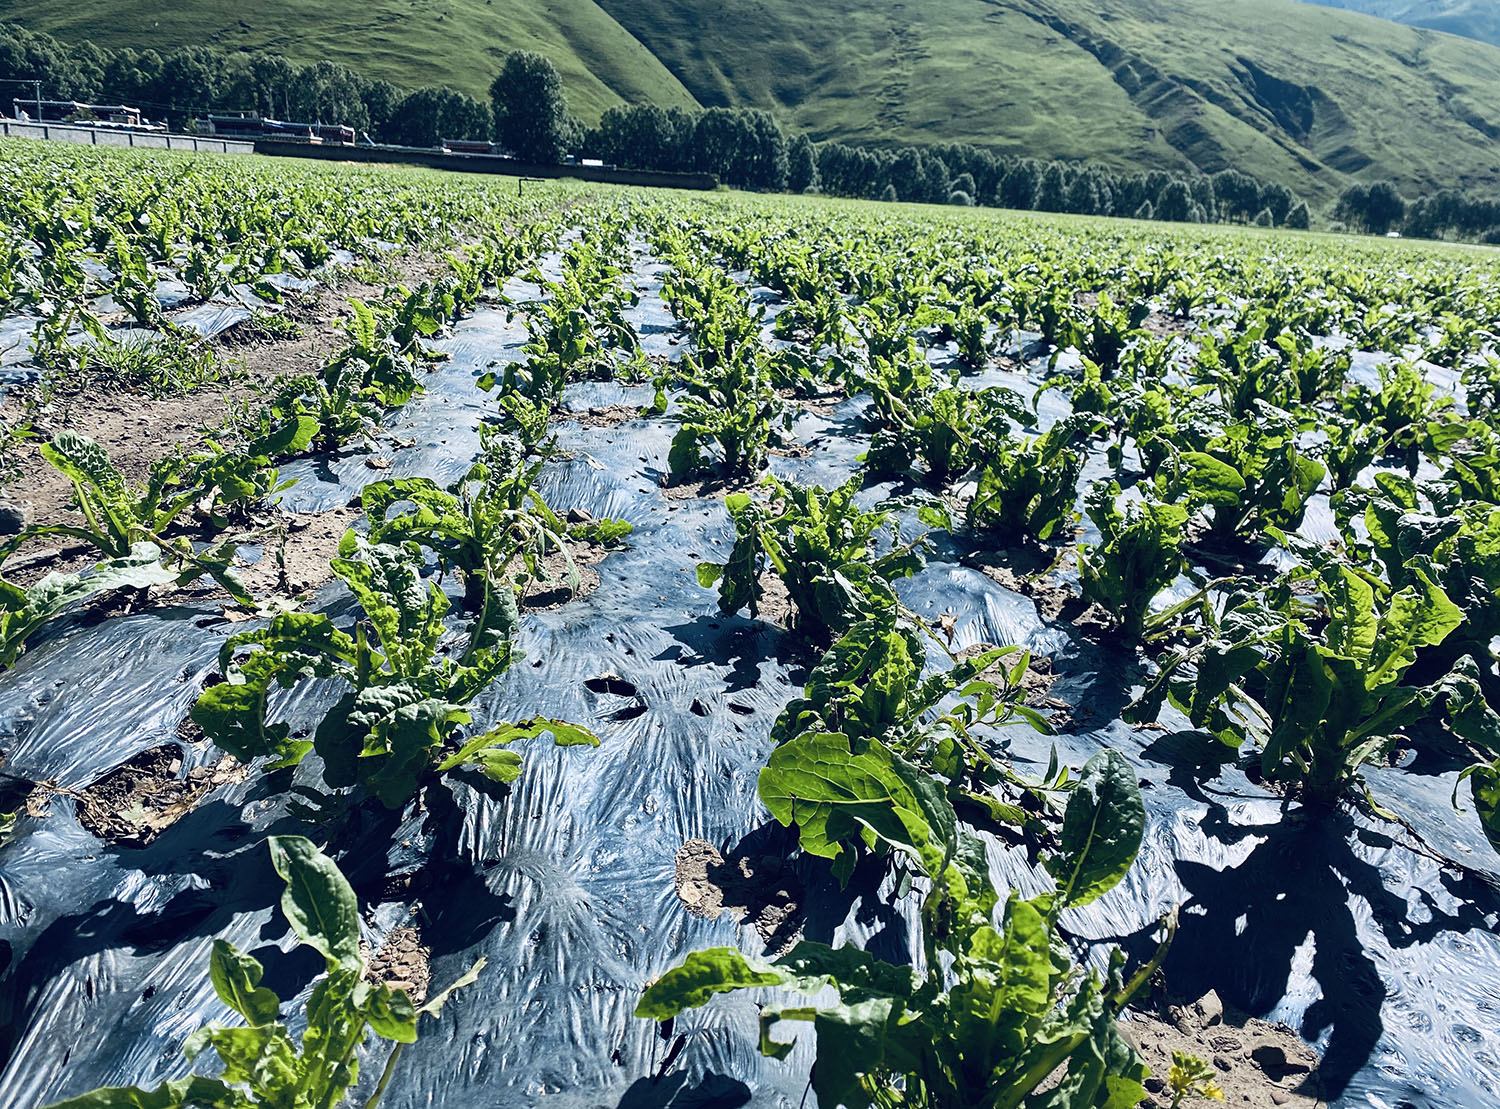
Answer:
0, 141, 1497, 1107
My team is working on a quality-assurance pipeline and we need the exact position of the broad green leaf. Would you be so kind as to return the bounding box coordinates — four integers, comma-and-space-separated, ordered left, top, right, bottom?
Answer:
635, 948, 785, 1020
1466, 761, 1500, 855
759, 730, 955, 882
1178, 451, 1244, 507
267, 836, 361, 972
1262, 642, 1333, 764
1322, 565, 1376, 666
1366, 568, 1462, 691
208, 940, 279, 1026
438, 716, 601, 775
363, 982, 419, 1044
1044, 749, 1144, 909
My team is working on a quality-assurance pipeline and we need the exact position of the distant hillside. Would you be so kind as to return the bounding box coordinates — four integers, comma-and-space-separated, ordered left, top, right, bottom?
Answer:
2, 0, 700, 122
1299, 0, 1500, 50
14, 0, 1500, 202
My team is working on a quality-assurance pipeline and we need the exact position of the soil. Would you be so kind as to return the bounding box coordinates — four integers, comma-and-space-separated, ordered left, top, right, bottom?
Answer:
964, 547, 1080, 623
1142, 311, 1189, 338
1125, 991, 1325, 1108
745, 572, 795, 631
776, 387, 845, 417
363, 922, 432, 1006
673, 838, 803, 954
564, 403, 648, 429
518, 537, 611, 611
74, 743, 250, 848
0, 765, 56, 827
234, 504, 365, 603
658, 470, 767, 502
0, 251, 447, 588
0, 285, 346, 545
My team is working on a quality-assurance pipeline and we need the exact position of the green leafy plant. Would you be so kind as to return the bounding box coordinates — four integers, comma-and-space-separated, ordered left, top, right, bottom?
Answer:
667, 350, 788, 481
362, 430, 626, 612
188, 416, 319, 526
863, 384, 1028, 487
0, 544, 177, 668
7, 432, 252, 603
1077, 481, 1190, 639
697, 475, 922, 643
764, 606, 1055, 878
1341, 359, 1455, 474
967, 417, 1091, 543
191, 537, 598, 807
43, 836, 483, 1109
1334, 473, 1500, 698
637, 749, 1163, 1109
1155, 405, 1325, 542
1128, 551, 1462, 808
1439, 658, 1500, 853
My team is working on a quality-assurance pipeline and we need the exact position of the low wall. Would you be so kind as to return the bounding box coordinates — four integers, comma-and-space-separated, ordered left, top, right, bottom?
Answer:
252, 138, 719, 190
0, 120, 253, 154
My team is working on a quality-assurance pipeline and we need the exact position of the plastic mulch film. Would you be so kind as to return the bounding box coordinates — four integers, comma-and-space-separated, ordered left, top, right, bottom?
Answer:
0, 253, 1497, 1109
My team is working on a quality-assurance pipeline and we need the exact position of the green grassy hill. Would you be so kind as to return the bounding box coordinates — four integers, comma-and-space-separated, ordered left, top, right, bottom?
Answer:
14, 0, 1500, 201
5, 0, 700, 122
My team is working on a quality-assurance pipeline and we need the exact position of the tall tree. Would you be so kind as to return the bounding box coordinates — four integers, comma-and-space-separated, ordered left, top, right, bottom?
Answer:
490, 51, 569, 164
787, 134, 819, 192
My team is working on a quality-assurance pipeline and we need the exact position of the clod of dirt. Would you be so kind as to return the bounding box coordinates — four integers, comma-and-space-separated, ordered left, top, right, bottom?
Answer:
674, 838, 802, 953
0, 500, 31, 534
565, 404, 645, 429
520, 542, 603, 610
75, 744, 250, 848
234, 505, 364, 602
743, 571, 794, 631
1124, 990, 1323, 1108
363, 923, 431, 1006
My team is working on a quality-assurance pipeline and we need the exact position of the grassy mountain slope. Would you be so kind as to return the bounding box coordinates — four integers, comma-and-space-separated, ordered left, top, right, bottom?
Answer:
14, 0, 1500, 200
6, 0, 700, 121
595, 0, 1500, 201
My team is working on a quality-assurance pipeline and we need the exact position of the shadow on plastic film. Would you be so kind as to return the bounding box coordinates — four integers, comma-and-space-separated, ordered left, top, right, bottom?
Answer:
1165, 804, 1499, 1101
616, 1070, 752, 1109
659, 616, 796, 700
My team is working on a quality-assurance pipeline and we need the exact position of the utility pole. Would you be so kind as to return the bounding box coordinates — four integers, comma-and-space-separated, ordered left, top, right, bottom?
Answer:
0, 79, 46, 121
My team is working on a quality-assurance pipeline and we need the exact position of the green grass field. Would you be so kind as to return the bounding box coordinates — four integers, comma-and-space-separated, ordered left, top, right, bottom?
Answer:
15, 0, 1500, 201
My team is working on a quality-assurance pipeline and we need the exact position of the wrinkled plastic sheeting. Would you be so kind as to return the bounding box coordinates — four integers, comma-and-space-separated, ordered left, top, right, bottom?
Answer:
0, 271, 1498, 1109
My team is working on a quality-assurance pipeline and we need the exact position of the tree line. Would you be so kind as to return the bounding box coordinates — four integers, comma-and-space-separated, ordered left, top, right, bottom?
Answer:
579, 103, 1310, 226
1337, 180, 1500, 243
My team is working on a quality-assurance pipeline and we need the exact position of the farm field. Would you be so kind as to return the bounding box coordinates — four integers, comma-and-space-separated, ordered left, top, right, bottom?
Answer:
0, 141, 1498, 1108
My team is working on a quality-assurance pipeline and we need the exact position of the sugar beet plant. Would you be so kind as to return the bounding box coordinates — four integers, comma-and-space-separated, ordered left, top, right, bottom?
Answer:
639, 749, 1165, 1109
44, 836, 482, 1109
763, 603, 1058, 874
654, 225, 792, 480
1077, 480, 1190, 640
192, 535, 599, 807
362, 427, 631, 615
698, 475, 925, 644
1127, 544, 1466, 814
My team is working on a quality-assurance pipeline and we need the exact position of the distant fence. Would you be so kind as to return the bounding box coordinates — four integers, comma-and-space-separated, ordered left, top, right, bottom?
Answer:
0, 119, 253, 153
252, 138, 719, 190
